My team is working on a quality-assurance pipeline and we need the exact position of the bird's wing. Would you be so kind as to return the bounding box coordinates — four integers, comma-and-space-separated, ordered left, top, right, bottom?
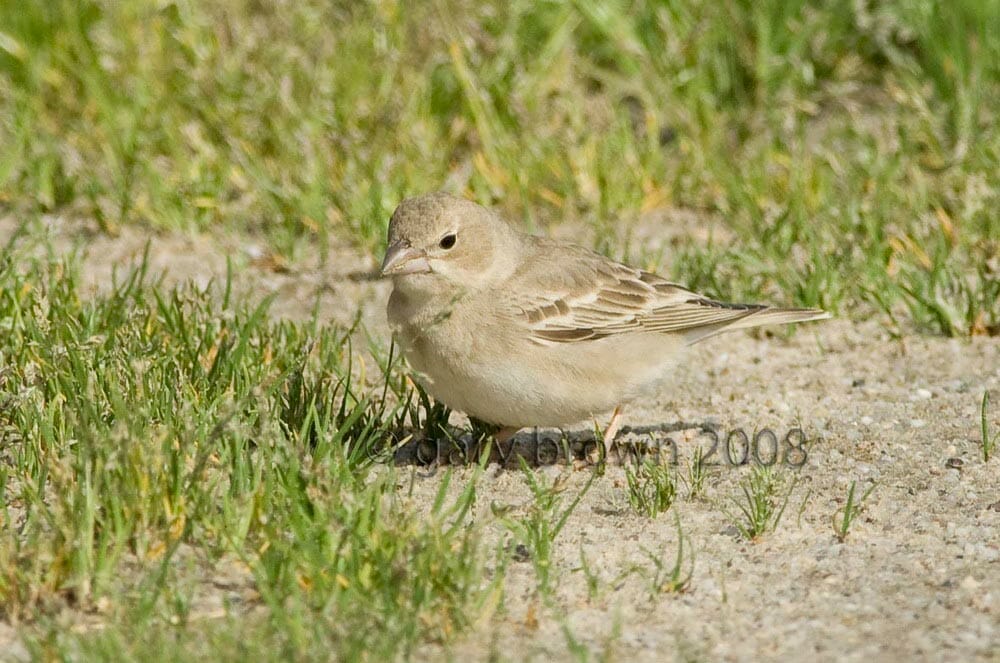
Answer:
506, 241, 826, 346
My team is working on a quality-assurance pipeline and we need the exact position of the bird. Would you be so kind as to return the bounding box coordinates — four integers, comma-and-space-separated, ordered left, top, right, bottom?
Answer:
381, 191, 829, 449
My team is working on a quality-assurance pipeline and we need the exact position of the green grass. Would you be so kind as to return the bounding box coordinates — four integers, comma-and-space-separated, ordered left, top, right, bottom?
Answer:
1, 0, 998, 333
982, 391, 997, 462
641, 514, 693, 597
683, 446, 710, 499
832, 480, 876, 542
2, 0, 1000, 658
498, 461, 595, 599
723, 466, 795, 541
625, 458, 677, 517
0, 250, 501, 659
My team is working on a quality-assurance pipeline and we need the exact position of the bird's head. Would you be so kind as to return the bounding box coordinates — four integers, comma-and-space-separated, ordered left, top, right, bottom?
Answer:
381, 192, 521, 294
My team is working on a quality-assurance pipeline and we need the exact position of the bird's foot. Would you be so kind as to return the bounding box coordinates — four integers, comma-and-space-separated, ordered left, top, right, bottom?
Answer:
602, 405, 624, 462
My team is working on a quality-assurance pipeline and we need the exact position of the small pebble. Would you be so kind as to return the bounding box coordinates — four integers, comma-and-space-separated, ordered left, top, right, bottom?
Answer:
538, 464, 564, 481
857, 462, 876, 476
244, 244, 265, 259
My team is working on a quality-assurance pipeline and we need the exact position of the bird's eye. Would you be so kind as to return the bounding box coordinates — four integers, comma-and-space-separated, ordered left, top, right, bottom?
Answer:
439, 233, 457, 250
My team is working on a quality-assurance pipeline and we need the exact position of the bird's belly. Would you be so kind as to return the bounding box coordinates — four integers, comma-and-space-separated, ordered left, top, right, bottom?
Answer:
401, 326, 682, 428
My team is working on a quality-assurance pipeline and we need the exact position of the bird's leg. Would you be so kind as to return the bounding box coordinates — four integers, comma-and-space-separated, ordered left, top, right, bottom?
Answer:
468, 417, 519, 463
494, 426, 520, 445
487, 426, 520, 467
602, 405, 624, 460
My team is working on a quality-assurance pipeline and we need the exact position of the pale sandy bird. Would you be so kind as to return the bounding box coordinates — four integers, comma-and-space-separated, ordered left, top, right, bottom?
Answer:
381, 192, 829, 447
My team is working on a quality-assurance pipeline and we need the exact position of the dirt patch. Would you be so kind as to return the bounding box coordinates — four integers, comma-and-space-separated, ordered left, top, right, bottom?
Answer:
407, 319, 999, 661
2, 217, 997, 661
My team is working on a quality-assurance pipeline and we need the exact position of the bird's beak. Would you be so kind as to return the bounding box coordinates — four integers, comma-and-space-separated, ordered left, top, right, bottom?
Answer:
380, 240, 431, 276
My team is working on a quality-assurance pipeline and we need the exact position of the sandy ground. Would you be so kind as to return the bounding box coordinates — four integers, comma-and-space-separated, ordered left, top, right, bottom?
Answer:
2, 215, 998, 662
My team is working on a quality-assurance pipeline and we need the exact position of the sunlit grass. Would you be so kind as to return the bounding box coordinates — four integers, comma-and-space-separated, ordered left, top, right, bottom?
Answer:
0, 250, 501, 659
1, 0, 997, 332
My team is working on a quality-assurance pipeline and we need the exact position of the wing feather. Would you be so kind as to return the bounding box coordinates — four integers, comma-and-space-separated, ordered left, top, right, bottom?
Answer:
507, 240, 826, 346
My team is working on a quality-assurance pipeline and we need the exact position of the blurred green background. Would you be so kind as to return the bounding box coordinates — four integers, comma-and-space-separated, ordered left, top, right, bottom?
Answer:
1, 0, 998, 333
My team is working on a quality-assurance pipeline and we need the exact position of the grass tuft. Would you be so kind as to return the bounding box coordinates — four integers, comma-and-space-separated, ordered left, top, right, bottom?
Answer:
499, 461, 595, 598
723, 466, 795, 541
625, 458, 677, 518
683, 446, 710, 499
642, 513, 694, 597
982, 391, 997, 462
832, 480, 876, 542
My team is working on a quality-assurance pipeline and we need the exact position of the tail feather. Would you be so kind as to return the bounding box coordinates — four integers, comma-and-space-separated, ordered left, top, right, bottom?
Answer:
685, 306, 830, 344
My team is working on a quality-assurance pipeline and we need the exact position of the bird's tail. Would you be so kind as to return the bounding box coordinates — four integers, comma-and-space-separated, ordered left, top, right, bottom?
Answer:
685, 306, 830, 344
